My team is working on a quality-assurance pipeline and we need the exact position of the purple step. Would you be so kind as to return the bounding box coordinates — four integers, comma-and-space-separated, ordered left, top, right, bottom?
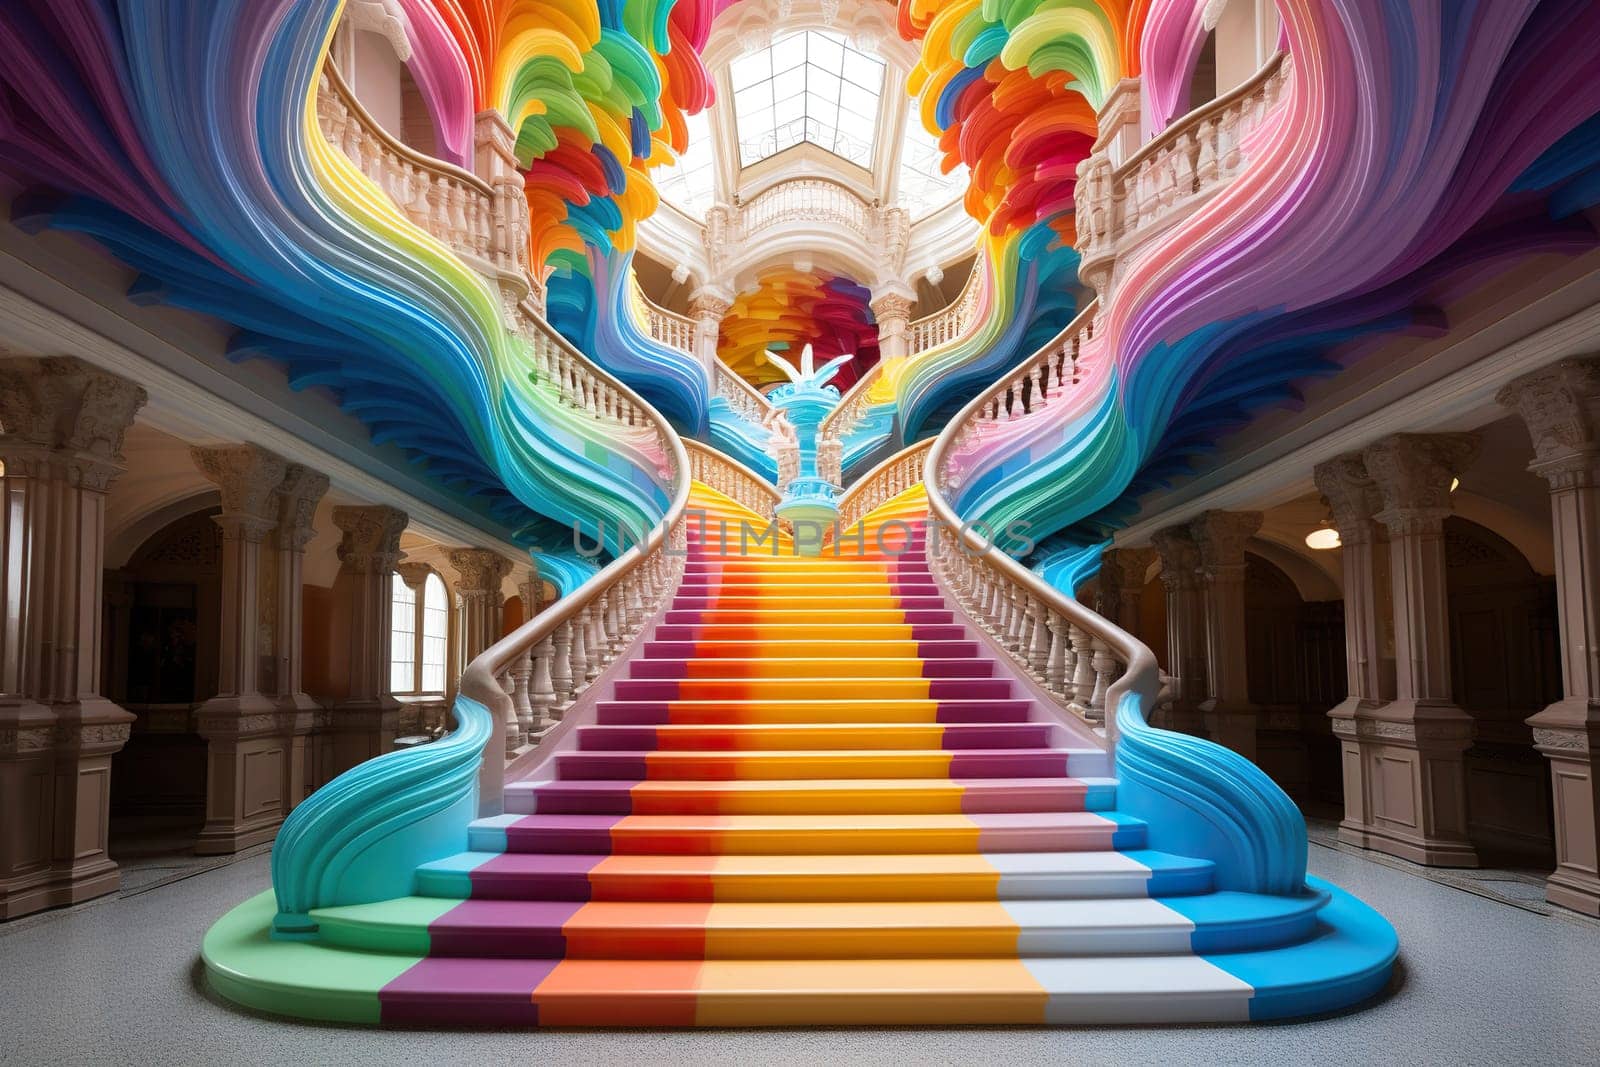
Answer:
608, 677, 1011, 701
466, 853, 603, 899
593, 698, 1038, 726
639, 640, 981, 659
554, 748, 1077, 781
650, 624, 968, 641
669, 595, 949, 610
659, 609, 955, 625
570, 722, 1052, 752
624, 658, 995, 680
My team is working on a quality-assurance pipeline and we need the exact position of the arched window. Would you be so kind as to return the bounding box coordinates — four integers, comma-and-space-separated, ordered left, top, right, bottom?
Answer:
421, 572, 448, 692
390, 569, 450, 695
390, 573, 416, 693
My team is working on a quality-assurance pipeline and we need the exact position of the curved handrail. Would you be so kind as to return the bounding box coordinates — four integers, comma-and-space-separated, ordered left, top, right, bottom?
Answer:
833, 439, 932, 533
626, 274, 774, 425
922, 311, 1308, 898
269, 296, 691, 937
818, 360, 885, 441
713, 359, 775, 423
907, 261, 983, 355
684, 438, 781, 519
630, 279, 697, 355
1116, 52, 1288, 181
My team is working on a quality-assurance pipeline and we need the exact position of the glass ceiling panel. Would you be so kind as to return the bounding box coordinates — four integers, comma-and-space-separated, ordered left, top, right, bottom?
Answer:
731, 31, 885, 169
653, 109, 716, 216
897, 114, 969, 218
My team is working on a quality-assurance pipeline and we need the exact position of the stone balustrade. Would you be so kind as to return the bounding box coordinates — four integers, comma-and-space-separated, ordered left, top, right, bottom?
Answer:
833, 440, 932, 534
315, 60, 541, 314
1074, 53, 1291, 298
907, 266, 983, 354
684, 440, 782, 519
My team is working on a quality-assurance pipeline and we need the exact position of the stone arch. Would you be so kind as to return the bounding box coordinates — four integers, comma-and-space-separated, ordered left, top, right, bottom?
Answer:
1443, 515, 1559, 866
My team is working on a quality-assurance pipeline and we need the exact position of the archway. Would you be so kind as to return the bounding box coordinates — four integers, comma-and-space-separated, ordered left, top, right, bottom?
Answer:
104, 507, 222, 858
1444, 515, 1559, 867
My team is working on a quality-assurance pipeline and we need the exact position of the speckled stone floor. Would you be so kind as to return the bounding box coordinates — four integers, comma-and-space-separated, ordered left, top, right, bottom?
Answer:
3, 839, 1598, 1066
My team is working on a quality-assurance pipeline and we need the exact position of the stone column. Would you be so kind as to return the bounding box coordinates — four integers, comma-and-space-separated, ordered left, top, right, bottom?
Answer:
688, 289, 733, 378
190, 445, 297, 854
331, 505, 408, 770
1315, 452, 1396, 846
273, 465, 328, 808
1357, 432, 1480, 866
1098, 547, 1156, 636
1150, 524, 1207, 733
1189, 510, 1263, 759
450, 548, 513, 665
1500, 358, 1600, 912
0, 355, 145, 918
870, 288, 916, 362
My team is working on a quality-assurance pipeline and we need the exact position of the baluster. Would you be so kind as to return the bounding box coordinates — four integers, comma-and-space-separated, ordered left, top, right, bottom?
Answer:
1027, 597, 1051, 675
530, 635, 557, 729
503, 679, 523, 758
1069, 625, 1096, 714
551, 621, 575, 707
1045, 612, 1069, 695
1006, 586, 1028, 652
1088, 637, 1117, 725
511, 649, 535, 739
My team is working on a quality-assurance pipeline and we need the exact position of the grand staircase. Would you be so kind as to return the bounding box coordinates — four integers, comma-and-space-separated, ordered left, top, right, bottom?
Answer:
204, 483, 1396, 1026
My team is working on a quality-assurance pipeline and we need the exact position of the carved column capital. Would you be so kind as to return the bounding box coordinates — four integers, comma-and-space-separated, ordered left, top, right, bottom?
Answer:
1189, 510, 1262, 576
1497, 356, 1600, 485
1363, 432, 1479, 531
274, 464, 329, 551
1150, 524, 1201, 591
688, 293, 732, 323
869, 293, 916, 325
191, 444, 287, 525
1313, 452, 1382, 543
0, 355, 147, 490
1099, 546, 1155, 604
332, 505, 408, 573
449, 548, 513, 597
395, 562, 432, 590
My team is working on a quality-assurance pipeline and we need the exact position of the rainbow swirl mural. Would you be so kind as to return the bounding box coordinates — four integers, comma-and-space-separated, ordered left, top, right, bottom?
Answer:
0, 0, 730, 576
900, 0, 1600, 574
717, 267, 881, 391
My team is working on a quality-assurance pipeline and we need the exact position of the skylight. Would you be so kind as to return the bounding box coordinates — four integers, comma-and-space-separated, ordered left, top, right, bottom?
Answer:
730, 31, 884, 169
897, 116, 968, 217
653, 110, 716, 216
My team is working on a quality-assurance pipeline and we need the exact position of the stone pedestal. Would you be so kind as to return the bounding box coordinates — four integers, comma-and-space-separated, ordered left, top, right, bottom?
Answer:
1348, 432, 1480, 866
1150, 525, 1207, 734
331, 505, 408, 771
272, 465, 329, 806
0, 356, 145, 918
1500, 358, 1600, 911
1189, 511, 1262, 759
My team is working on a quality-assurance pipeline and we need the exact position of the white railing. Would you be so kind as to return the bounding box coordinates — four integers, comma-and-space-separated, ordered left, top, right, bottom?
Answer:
833, 440, 932, 533
738, 177, 877, 241
1075, 53, 1291, 295
684, 439, 781, 519
922, 298, 1144, 734
714, 361, 774, 424
818, 361, 884, 448
634, 285, 697, 355
941, 300, 1101, 485
908, 264, 984, 354
315, 60, 540, 311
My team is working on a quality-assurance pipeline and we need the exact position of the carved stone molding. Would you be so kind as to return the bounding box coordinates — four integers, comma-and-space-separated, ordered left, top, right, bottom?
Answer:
0, 355, 148, 489
332, 505, 408, 572
1313, 452, 1381, 541
687, 293, 732, 323
1188, 510, 1262, 573
275, 464, 330, 551
1150, 524, 1201, 590
1496, 356, 1600, 483
191, 444, 288, 524
1363, 432, 1480, 523
450, 547, 513, 596
1099, 547, 1156, 609
395, 561, 433, 591
869, 293, 916, 325
1533, 727, 1594, 753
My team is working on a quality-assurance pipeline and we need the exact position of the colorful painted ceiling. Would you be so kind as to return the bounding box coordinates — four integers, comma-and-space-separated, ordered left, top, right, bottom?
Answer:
718, 268, 881, 391
3, 0, 1600, 586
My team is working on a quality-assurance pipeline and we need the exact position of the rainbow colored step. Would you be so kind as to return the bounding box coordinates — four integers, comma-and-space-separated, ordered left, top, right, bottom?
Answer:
203, 483, 1397, 1026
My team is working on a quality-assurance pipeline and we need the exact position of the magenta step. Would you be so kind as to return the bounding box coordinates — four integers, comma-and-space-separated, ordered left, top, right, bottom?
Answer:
624, 659, 995, 680
570, 722, 1054, 752
651, 624, 969, 642
553, 748, 1079, 781
608, 677, 1012, 701
659, 609, 955, 625
640, 640, 981, 659
592, 698, 1038, 726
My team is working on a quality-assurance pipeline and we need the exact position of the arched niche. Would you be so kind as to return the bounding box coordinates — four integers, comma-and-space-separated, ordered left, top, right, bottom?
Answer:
1443, 516, 1559, 866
